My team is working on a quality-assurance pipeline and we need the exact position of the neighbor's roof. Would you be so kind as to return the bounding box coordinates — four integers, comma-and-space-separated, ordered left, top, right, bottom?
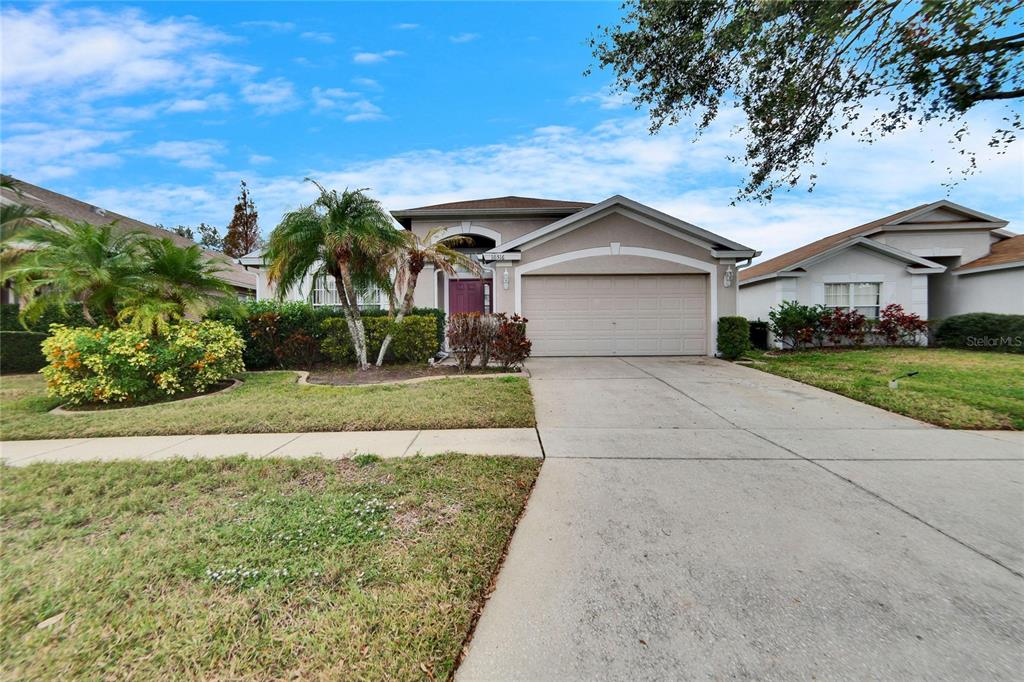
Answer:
955, 234, 1024, 273
392, 195, 593, 216
739, 205, 928, 283
1, 176, 256, 290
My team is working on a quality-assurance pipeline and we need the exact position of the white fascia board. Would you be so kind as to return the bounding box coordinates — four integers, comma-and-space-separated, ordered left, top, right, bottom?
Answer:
738, 271, 804, 287
888, 199, 1007, 227
906, 266, 946, 274
952, 261, 1024, 276
712, 248, 761, 259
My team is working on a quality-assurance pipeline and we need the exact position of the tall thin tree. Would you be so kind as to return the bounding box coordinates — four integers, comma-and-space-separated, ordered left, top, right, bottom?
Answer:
223, 180, 262, 258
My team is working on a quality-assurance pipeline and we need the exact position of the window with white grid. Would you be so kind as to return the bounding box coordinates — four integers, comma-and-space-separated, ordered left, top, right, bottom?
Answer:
311, 275, 381, 309
824, 282, 880, 318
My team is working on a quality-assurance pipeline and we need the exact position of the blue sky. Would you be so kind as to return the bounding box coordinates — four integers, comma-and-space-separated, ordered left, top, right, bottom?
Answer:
2, 1, 1022, 260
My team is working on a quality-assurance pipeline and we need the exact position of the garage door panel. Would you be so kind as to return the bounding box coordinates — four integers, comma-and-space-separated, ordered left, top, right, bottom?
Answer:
523, 274, 708, 357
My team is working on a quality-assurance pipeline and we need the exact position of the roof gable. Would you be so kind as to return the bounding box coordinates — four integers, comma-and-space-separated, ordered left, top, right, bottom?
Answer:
488, 195, 757, 257
740, 200, 1008, 283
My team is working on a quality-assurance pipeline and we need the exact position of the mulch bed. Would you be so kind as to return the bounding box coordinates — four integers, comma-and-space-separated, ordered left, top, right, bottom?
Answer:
306, 364, 517, 386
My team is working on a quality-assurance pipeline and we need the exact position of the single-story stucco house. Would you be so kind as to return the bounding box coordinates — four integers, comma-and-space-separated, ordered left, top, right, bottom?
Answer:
0, 178, 258, 302
737, 200, 1023, 324
241, 195, 760, 357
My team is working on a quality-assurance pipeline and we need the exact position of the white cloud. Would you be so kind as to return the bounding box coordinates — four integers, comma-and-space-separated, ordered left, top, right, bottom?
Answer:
241, 78, 297, 114
2, 128, 129, 182
344, 101, 386, 123
300, 31, 334, 44
239, 20, 295, 32
570, 89, 632, 110
450, 33, 480, 44
249, 154, 273, 165
0, 4, 239, 103
352, 50, 403, 64
352, 77, 381, 90
165, 93, 230, 113
142, 140, 225, 169
393, 23, 419, 30
311, 87, 385, 122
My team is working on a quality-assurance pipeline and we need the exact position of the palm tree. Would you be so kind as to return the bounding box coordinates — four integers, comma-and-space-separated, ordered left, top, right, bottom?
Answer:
375, 227, 482, 366
1, 175, 54, 270
4, 220, 147, 327
117, 238, 238, 335
264, 180, 404, 369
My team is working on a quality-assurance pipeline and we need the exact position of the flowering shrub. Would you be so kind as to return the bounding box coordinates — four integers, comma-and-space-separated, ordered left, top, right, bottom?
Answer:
821, 308, 868, 346
492, 314, 532, 369
41, 321, 244, 406
876, 304, 929, 346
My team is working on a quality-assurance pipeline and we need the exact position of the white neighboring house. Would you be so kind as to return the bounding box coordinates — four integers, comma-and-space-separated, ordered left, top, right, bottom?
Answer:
737, 200, 1023, 328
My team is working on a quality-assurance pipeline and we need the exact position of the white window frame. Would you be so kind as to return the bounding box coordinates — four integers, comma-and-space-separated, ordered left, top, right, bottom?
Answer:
824, 281, 881, 319
311, 274, 382, 310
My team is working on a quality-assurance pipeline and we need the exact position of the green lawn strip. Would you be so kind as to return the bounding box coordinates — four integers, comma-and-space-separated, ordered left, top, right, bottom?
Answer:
1, 454, 541, 680
751, 348, 1024, 430
0, 371, 536, 440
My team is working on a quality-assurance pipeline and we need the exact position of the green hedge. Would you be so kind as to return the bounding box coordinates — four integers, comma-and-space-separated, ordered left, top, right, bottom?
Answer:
206, 301, 445, 369
0, 303, 90, 332
717, 316, 750, 360
321, 315, 439, 364
934, 313, 1024, 353
0, 331, 48, 374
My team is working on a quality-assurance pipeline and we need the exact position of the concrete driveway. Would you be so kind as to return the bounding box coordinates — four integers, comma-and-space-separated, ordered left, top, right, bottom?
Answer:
458, 357, 1024, 680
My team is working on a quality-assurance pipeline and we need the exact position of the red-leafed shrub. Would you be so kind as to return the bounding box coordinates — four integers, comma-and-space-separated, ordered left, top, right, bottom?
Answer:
876, 304, 929, 346
821, 307, 868, 346
276, 332, 320, 371
447, 313, 486, 371
492, 314, 532, 370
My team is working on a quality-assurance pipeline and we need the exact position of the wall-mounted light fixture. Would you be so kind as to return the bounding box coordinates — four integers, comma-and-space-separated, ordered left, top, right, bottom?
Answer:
723, 266, 735, 288
503, 269, 510, 290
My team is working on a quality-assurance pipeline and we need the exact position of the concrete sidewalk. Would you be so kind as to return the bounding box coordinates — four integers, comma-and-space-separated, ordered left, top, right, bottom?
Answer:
0, 428, 542, 466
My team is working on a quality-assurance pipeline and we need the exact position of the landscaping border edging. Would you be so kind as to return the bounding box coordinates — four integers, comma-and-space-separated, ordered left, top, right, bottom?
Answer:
294, 368, 530, 387
48, 378, 243, 415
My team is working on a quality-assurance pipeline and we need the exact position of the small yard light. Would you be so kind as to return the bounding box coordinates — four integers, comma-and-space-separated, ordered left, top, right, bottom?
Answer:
888, 371, 919, 390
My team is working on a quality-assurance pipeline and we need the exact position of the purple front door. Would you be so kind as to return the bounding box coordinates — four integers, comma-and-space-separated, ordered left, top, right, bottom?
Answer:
449, 279, 491, 314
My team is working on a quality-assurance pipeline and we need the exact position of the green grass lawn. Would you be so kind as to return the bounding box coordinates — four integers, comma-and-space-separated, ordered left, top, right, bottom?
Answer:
0, 454, 540, 680
0, 371, 536, 440
751, 347, 1024, 429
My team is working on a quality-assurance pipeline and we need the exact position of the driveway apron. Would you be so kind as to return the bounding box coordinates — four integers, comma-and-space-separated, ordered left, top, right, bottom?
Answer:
458, 357, 1024, 681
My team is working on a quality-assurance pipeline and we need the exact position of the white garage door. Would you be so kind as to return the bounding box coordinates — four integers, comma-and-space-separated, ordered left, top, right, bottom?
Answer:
522, 274, 708, 356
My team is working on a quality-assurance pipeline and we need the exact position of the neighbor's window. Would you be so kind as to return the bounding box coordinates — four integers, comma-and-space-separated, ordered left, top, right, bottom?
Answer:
824, 282, 881, 319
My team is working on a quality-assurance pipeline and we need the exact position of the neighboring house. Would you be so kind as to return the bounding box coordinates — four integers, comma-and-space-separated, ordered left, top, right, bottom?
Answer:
243, 194, 759, 356
737, 200, 1022, 327
0, 178, 257, 303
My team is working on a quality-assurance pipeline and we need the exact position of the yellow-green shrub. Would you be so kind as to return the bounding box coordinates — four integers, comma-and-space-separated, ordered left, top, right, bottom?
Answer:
41, 321, 245, 406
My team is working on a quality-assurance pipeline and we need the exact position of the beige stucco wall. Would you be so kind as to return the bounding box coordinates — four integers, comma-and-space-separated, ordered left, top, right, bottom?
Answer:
409, 217, 556, 244
737, 279, 780, 321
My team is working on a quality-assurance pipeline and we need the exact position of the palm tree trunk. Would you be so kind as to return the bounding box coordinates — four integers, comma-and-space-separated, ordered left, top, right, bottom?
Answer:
333, 272, 368, 370
375, 267, 420, 367
337, 263, 370, 370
